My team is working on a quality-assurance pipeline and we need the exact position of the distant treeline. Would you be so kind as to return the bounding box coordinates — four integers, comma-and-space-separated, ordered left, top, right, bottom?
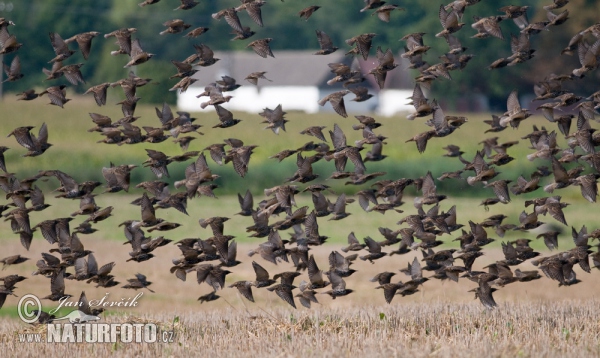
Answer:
1, 0, 599, 107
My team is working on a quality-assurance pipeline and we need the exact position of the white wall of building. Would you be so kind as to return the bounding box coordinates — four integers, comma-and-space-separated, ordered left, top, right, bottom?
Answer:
177, 86, 321, 113
177, 86, 413, 117
377, 89, 414, 117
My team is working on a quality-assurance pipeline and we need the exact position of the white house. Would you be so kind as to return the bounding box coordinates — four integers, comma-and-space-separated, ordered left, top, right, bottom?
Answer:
177, 50, 417, 116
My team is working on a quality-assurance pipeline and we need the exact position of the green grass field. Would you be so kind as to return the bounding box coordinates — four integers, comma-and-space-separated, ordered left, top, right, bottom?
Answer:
1, 97, 600, 357
0, 93, 585, 198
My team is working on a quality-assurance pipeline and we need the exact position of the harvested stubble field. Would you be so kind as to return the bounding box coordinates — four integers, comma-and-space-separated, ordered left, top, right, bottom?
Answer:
2, 298, 600, 357
1, 237, 600, 357
1, 99, 600, 357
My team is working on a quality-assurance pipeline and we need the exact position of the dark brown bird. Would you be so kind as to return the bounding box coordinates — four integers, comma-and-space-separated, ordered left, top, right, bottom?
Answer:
40, 85, 70, 108
138, 0, 160, 7
318, 90, 350, 117
8, 123, 52, 157
295, 280, 319, 308
84, 83, 110, 106
341, 232, 366, 252
321, 271, 353, 299
328, 251, 357, 277
198, 291, 220, 303
122, 273, 155, 293
124, 39, 154, 68
16, 89, 39, 101
64, 31, 101, 60
245, 71, 271, 85
200, 88, 233, 110
484, 180, 511, 204
0, 255, 29, 269
160, 19, 191, 35
372, 5, 404, 22
212, 7, 245, 33
184, 27, 209, 39
104, 27, 137, 56
2, 55, 23, 82
436, 5, 465, 38
0, 23, 22, 54
471, 15, 505, 39
102, 162, 137, 193
252, 261, 276, 288
267, 283, 297, 308
360, 0, 386, 13
359, 237, 387, 263
235, 1, 266, 27
212, 105, 242, 129
406, 130, 435, 154
369, 47, 397, 89
230, 26, 256, 41
56, 63, 85, 85
345, 33, 377, 60
247, 38, 274, 58
314, 30, 338, 55
43, 268, 71, 301
299, 6, 321, 21
370, 271, 396, 285
229, 281, 255, 302
536, 231, 560, 251
544, 0, 569, 11
48, 32, 75, 63
175, 0, 199, 11
470, 281, 497, 309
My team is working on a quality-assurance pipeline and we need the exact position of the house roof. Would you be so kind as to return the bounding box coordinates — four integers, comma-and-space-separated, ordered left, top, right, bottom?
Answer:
190, 50, 359, 89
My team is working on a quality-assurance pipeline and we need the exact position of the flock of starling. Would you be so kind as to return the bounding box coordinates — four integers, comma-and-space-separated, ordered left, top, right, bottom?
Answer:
1, 0, 600, 315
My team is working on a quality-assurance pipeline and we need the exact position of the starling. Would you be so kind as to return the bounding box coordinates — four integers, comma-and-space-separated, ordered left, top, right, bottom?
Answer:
0, 24, 21, 54
138, 0, 161, 6
48, 32, 75, 63
0, 255, 29, 269
235, 1, 266, 27
16, 89, 39, 101
295, 281, 319, 308
247, 38, 274, 58
245, 71, 271, 85
184, 27, 209, 39
64, 31, 101, 60
471, 15, 505, 39
84, 82, 110, 106
175, 0, 199, 11
43, 268, 71, 301
345, 33, 377, 60
40, 85, 70, 108
124, 39, 154, 67
8, 123, 52, 157
229, 281, 255, 302
160, 19, 191, 35
212, 105, 242, 129
299, 6, 321, 21
321, 272, 353, 299
314, 30, 338, 55
360, 0, 386, 13
267, 284, 297, 308
318, 90, 350, 117
372, 5, 404, 23
2, 55, 23, 82
436, 6, 465, 38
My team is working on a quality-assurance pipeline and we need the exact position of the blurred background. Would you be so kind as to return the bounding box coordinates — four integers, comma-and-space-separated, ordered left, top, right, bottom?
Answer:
1, 0, 599, 109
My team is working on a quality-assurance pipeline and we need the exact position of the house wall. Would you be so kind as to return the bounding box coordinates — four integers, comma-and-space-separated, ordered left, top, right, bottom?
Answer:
177, 87, 418, 117
316, 88, 378, 116
377, 89, 415, 117
177, 86, 321, 113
